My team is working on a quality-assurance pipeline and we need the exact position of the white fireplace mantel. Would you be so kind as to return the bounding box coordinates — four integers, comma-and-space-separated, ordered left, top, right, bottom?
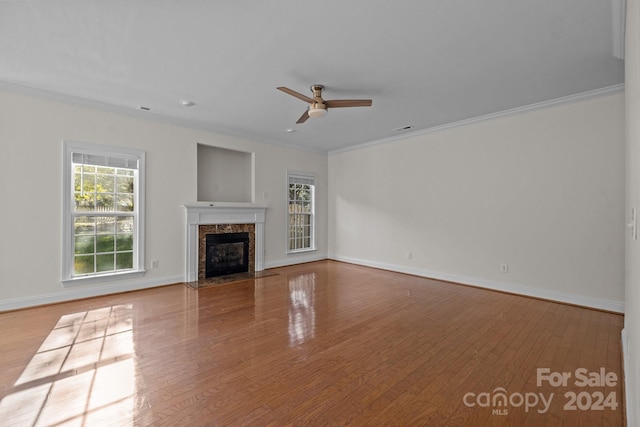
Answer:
183, 202, 267, 283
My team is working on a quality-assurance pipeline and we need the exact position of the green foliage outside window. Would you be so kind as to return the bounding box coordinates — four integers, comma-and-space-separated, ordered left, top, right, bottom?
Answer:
72, 164, 135, 275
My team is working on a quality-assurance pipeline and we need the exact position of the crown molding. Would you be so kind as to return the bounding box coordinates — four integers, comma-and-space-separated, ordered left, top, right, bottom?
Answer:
0, 80, 327, 154
329, 84, 625, 155
0, 80, 624, 156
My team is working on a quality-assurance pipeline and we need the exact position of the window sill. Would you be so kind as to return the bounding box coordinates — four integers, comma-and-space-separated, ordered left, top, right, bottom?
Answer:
62, 270, 146, 287
287, 248, 317, 255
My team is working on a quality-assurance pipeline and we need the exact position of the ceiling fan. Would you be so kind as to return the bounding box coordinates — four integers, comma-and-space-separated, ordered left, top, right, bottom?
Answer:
277, 84, 372, 124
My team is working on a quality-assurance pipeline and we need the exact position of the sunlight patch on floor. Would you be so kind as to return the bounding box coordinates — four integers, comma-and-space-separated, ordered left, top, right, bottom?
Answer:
0, 305, 138, 426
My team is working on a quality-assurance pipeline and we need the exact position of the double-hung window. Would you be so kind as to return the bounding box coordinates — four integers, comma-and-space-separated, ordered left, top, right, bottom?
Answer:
62, 141, 145, 284
287, 173, 315, 253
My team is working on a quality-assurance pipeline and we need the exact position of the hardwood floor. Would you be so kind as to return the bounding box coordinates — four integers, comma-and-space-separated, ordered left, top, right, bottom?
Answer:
0, 260, 624, 426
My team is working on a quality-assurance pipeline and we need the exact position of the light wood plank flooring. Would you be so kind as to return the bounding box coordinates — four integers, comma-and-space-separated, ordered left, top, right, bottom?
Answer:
0, 260, 624, 426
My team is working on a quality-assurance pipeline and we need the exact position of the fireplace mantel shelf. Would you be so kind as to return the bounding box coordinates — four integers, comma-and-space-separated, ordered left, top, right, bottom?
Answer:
183, 201, 269, 209
183, 203, 267, 283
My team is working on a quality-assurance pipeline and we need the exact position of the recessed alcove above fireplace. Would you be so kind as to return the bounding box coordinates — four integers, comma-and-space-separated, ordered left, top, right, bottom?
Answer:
183, 202, 267, 287
197, 145, 253, 203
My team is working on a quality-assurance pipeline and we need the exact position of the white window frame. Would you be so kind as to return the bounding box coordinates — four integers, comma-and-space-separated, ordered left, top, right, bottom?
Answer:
62, 141, 146, 285
287, 172, 316, 254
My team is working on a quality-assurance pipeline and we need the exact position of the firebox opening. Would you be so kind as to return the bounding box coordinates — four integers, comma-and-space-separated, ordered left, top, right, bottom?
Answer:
205, 232, 250, 278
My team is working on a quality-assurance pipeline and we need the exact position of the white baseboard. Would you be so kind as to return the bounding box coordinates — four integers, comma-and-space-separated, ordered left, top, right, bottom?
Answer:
330, 255, 625, 313
0, 275, 184, 312
4, 256, 623, 314
264, 252, 328, 269
1, 252, 329, 311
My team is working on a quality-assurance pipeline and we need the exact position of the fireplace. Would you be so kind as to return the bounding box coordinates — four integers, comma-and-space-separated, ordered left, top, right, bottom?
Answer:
205, 232, 250, 278
183, 202, 267, 286
197, 223, 256, 282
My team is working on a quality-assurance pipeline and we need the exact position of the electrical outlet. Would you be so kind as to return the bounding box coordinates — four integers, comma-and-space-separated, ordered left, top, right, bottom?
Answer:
500, 264, 509, 273
151, 260, 159, 269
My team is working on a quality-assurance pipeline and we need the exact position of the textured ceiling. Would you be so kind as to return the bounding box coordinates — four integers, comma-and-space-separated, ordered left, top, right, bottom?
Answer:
0, 0, 625, 152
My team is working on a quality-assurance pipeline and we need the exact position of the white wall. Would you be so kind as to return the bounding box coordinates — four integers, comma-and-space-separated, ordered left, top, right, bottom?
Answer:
0, 88, 327, 310
624, 0, 640, 424
329, 92, 625, 312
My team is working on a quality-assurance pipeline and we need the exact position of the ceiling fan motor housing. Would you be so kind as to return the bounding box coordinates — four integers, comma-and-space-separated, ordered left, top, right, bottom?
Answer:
308, 85, 328, 118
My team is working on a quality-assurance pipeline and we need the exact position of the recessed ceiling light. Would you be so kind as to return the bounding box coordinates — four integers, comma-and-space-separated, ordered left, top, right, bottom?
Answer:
180, 100, 195, 107
286, 128, 297, 133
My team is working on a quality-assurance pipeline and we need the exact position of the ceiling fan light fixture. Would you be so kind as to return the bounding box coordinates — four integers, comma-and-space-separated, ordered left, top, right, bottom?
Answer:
308, 106, 327, 119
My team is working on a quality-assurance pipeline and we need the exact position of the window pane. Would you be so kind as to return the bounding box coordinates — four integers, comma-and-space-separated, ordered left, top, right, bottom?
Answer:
96, 173, 115, 192
74, 255, 94, 274
96, 194, 114, 210
81, 174, 95, 194
116, 252, 133, 270
117, 176, 134, 193
117, 217, 134, 233
116, 234, 133, 251
96, 254, 114, 272
75, 235, 95, 254
75, 193, 95, 211
299, 189, 311, 201
96, 216, 116, 234
74, 173, 82, 191
116, 194, 134, 212
74, 216, 95, 235
96, 234, 115, 253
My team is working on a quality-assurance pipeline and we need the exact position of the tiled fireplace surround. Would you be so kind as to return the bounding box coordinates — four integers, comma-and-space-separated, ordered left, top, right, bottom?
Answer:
183, 203, 267, 286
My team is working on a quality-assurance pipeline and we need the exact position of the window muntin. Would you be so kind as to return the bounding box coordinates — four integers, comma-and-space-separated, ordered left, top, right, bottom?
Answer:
288, 174, 315, 253
63, 142, 145, 283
